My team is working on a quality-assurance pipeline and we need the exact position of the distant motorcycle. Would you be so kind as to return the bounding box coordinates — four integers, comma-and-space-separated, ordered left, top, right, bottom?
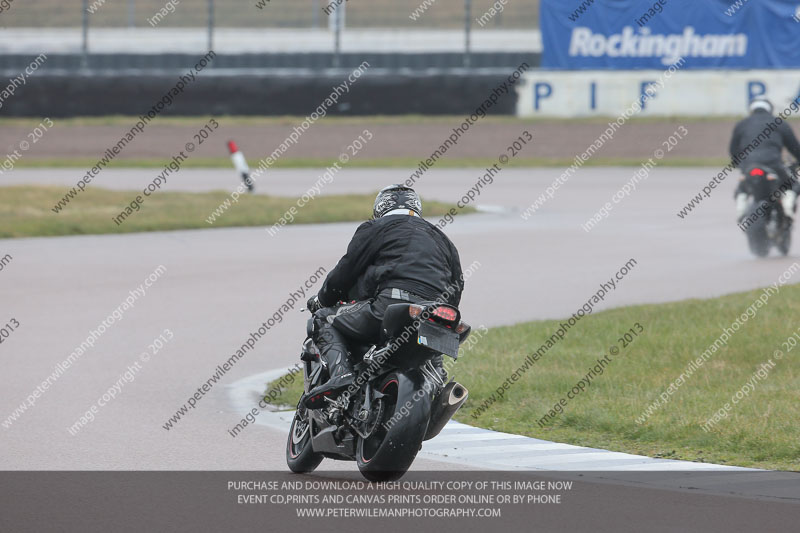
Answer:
738, 163, 798, 257
286, 301, 470, 482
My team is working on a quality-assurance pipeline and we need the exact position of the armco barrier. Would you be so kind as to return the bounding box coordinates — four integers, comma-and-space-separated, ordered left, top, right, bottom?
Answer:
0, 53, 539, 72
0, 70, 522, 117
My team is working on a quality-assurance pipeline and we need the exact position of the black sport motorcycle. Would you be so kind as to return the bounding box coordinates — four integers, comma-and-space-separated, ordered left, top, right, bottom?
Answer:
286, 301, 470, 482
738, 163, 798, 257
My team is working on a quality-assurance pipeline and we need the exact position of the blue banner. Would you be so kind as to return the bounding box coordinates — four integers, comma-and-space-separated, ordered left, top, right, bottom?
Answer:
541, 0, 800, 69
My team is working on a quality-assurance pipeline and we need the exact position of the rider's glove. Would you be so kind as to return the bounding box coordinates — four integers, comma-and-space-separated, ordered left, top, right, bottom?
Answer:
307, 295, 322, 313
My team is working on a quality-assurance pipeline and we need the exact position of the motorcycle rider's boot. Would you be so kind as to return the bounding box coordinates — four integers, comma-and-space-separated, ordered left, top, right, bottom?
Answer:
781, 190, 797, 224
301, 317, 356, 409
303, 351, 355, 409
735, 193, 749, 222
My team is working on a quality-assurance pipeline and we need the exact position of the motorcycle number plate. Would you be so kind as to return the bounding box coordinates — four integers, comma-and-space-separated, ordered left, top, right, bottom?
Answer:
417, 322, 459, 358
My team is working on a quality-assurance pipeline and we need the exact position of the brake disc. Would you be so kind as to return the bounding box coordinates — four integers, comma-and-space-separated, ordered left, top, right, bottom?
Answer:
291, 416, 310, 444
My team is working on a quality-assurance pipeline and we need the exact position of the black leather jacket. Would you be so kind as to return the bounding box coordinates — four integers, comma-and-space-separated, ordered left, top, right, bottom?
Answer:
318, 214, 463, 307
729, 109, 800, 171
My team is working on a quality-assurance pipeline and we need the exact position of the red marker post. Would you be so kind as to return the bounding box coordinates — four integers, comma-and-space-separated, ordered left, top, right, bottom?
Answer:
227, 140, 254, 192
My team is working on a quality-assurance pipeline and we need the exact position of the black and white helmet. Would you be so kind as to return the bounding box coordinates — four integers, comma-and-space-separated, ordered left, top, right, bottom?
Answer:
373, 184, 422, 218
749, 97, 773, 114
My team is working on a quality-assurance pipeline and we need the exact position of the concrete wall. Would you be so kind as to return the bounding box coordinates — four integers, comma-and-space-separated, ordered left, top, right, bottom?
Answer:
516, 70, 800, 117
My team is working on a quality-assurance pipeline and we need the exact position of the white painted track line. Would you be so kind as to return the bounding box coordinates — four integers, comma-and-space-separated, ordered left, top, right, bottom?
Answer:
231, 369, 749, 473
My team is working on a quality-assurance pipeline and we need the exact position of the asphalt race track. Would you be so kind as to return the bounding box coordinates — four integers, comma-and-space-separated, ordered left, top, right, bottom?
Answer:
2, 168, 799, 530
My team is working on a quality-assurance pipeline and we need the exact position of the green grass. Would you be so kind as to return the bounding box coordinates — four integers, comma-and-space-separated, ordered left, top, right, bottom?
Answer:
267, 285, 800, 471
265, 375, 306, 410
0, 186, 468, 238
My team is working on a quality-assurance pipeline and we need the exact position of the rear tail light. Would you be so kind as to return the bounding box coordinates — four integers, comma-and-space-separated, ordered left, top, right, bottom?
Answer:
750, 168, 766, 177
432, 306, 458, 322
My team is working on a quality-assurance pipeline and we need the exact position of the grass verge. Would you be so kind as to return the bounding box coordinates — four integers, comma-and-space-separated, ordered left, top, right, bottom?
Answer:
0, 186, 468, 238
267, 285, 800, 470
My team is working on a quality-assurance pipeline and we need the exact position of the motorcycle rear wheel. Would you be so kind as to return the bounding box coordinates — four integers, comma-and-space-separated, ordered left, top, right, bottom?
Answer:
747, 227, 770, 257
356, 372, 431, 482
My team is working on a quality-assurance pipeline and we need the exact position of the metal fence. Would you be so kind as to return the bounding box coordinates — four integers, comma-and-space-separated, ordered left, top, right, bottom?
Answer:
4, 0, 539, 29
1, 0, 540, 68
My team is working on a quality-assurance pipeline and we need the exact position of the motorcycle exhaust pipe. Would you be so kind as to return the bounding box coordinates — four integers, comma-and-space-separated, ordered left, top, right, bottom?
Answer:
423, 381, 468, 441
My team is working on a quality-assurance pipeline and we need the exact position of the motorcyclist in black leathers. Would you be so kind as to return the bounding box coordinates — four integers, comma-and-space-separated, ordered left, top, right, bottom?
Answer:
303, 185, 464, 402
731, 98, 800, 222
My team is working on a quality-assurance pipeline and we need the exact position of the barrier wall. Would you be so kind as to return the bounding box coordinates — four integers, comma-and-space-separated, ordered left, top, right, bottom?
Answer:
516, 70, 800, 117
0, 71, 521, 117
0, 52, 540, 72
6, 62, 798, 118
